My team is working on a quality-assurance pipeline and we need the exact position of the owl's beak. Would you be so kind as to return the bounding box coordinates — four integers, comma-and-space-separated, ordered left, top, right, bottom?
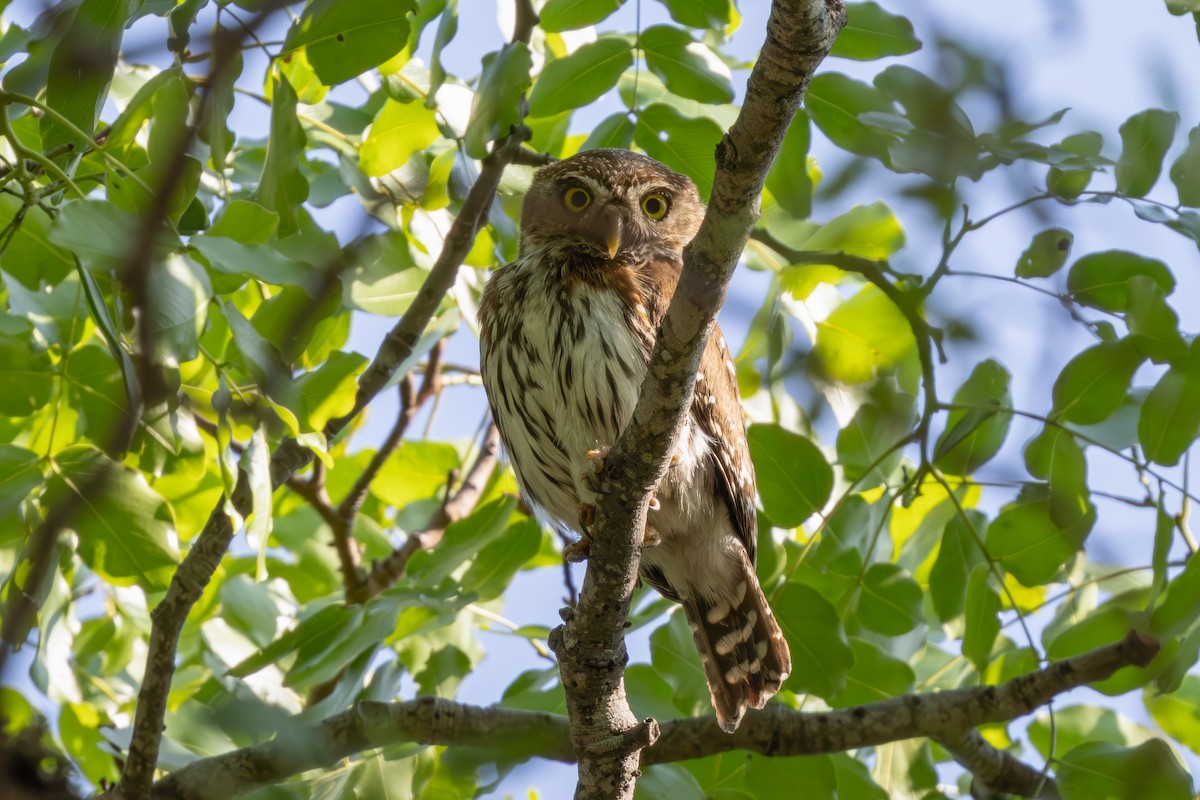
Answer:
598, 206, 624, 259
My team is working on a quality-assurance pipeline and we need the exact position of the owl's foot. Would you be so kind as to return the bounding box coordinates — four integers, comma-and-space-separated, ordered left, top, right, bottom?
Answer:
565, 503, 596, 563
642, 524, 662, 548
670, 449, 682, 466
581, 446, 612, 494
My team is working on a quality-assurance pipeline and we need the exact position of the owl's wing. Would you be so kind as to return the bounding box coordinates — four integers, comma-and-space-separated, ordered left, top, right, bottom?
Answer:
693, 325, 758, 563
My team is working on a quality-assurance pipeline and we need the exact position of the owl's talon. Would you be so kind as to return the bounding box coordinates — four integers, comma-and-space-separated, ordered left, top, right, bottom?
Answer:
582, 446, 612, 494
577, 502, 596, 530
565, 507, 594, 563
642, 525, 662, 548
670, 449, 682, 466
647, 495, 661, 511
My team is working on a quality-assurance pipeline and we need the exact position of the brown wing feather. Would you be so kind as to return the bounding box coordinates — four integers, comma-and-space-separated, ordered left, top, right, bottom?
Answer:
692, 325, 757, 563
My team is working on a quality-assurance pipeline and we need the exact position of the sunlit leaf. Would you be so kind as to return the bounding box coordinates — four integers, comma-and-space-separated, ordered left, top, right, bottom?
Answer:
528, 37, 632, 117
1052, 338, 1145, 424
283, 0, 417, 86
361, 98, 441, 177
814, 285, 916, 383
43, 445, 179, 590
640, 25, 733, 104
830, 3, 921, 61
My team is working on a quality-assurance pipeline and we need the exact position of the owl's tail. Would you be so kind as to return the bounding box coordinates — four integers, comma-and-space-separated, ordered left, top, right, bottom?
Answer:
683, 553, 791, 733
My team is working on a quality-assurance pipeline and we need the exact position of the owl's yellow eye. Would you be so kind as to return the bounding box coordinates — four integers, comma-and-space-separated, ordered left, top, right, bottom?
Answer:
641, 192, 669, 220
562, 186, 592, 213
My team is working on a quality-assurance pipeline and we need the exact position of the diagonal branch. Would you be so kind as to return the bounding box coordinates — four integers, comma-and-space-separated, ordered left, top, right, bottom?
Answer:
147, 630, 1156, 799
349, 423, 501, 603
548, 2, 846, 797
938, 729, 1060, 799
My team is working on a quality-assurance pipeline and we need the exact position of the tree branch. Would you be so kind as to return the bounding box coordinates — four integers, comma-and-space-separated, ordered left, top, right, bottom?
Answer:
937, 729, 1060, 799
349, 423, 501, 603
148, 630, 1156, 799
549, 2, 846, 797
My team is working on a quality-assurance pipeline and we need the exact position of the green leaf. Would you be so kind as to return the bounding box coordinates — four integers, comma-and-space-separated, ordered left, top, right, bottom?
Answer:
1068, 250, 1175, 312
146, 254, 211, 366
0, 195, 73, 288
780, 201, 907, 259
254, 75, 310, 237
243, 427, 272, 581
1151, 553, 1200, 638
464, 43, 532, 158
830, 3, 921, 61
929, 510, 986, 623
1057, 739, 1192, 800
582, 112, 636, 151
747, 423, 833, 527
0, 332, 54, 417
986, 493, 1094, 586
1052, 338, 1145, 424
640, 26, 733, 104
295, 351, 366, 432
857, 563, 922, 635
1169, 125, 1200, 207
775, 582, 854, 698
229, 604, 354, 678
0, 445, 41, 518
192, 234, 320, 296
805, 72, 895, 163
1029, 705, 1156, 760
765, 111, 813, 217
459, 517, 541, 600
1139, 341, 1200, 466
221, 301, 300, 408
283, 0, 416, 86
933, 359, 1012, 475
828, 638, 914, 707
962, 565, 999, 672
655, 0, 736, 30
41, 0, 126, 157
373, 441, 461, 509
745, 754, 837, 798
814, 285, 916, 383
1145, 675, 1200, 756
361, 98, 442, 177
408, 499, 517, 591
635, 764, 705, 800
1024, 426, 1089, 528
836, 394, 913, 489
528, 37, 632, 118
1115, 109, 1179, 197
207, 199, 280, 244
1048, 131, 1106, 199
1126, 275, 1188, 365
541, 0, 625, 31
43, 445, 179, 590
633, 103, 724, 196
650, 612, 711, 717
1015, 227, 1074, 278
50, 200, 179, 273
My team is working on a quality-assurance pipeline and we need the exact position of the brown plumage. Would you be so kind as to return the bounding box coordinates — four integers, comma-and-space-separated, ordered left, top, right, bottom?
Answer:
478, 149, 790, 732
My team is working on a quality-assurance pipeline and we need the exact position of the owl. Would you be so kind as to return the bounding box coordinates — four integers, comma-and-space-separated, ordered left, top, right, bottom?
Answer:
478, 149, 790, 733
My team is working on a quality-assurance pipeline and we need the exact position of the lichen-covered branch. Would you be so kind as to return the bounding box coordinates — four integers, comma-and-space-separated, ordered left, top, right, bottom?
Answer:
549, 2, 846, 798
148, 630, 1155, 799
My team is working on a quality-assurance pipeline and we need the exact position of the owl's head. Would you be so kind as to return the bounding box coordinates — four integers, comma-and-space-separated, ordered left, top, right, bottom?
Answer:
519, 149, 704, 261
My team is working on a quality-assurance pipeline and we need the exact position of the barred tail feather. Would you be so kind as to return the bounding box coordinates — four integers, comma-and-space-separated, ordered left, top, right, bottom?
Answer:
683, 556, 791, 733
